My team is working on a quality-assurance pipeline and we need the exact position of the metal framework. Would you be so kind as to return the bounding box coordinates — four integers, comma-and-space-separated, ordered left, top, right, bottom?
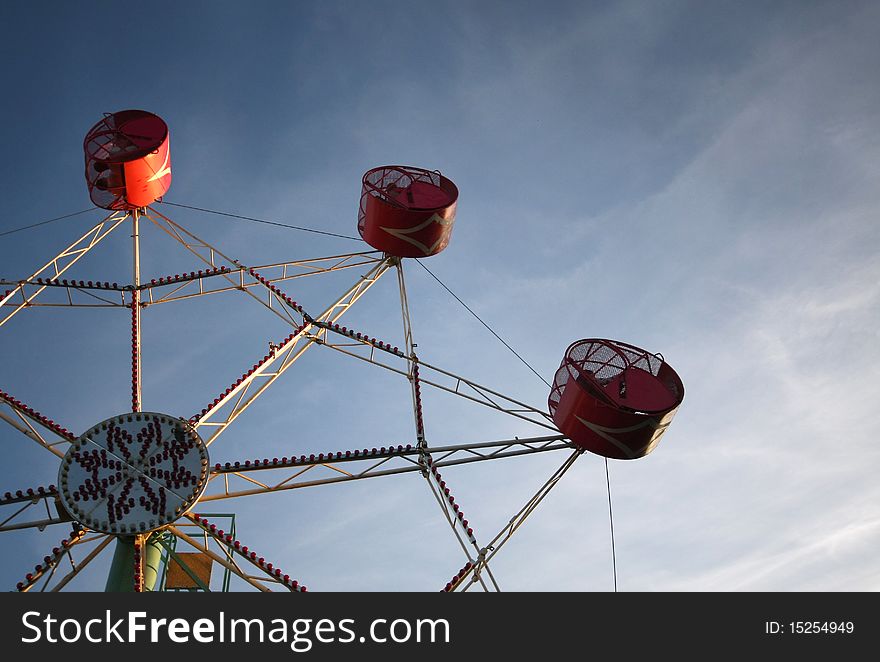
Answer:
0, 204, 583, 591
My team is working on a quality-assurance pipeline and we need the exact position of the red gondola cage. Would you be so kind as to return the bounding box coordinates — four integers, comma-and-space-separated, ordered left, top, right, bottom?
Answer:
84, 110, 172, 210
548, 339, 684, 460
358, 165, 458, 257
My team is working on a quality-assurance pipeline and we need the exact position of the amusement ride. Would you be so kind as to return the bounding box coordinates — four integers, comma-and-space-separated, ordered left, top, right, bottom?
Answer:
0, 110, 684, 591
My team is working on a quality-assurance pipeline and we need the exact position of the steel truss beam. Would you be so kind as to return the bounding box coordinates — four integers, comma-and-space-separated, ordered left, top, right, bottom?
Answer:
392, 261, 495, 588
16, 528, 87, 592
137, 252, 384, 307
0, 394, 75, 458
0, 495, 68, 533
0, 516, 68, 533
48, 534, 114, 592
0, 281, 126, 308
448, 448, 583, 592
184, 514, 305, 591
0, 256, 382, 311
142, 207, 304, 329
0, 481, 69, 534
153, 534, 213, 591
0, 210, 129, 327
132, 210, 142, 412
310, 338, 558, 432
199, 435, 572, 501
193, 258, 394, 447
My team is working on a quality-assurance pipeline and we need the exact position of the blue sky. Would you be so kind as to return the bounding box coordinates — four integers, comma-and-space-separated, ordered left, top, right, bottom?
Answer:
1, 1, 878, 591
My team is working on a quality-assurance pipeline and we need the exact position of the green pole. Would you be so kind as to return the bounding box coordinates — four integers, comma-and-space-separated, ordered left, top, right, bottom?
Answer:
104, 535, 163, 592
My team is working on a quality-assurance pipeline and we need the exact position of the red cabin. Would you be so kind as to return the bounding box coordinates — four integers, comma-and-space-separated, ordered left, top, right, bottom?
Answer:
548, 339, 684, 460
84, 110, 172, 210
358, 165, 458, 257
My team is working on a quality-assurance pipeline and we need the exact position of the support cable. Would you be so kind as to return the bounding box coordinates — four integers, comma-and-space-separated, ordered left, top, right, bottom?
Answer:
413, 258, 552, 388
605, 458, 618, 592
0, 208, 96, 239
158, 201, 361, 242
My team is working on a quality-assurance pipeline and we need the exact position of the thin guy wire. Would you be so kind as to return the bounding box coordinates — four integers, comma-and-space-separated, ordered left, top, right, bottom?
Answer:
0, 208, 96, 238
605, 458, 618, 592
159, 201, 362, 241
413, 258, 552, 389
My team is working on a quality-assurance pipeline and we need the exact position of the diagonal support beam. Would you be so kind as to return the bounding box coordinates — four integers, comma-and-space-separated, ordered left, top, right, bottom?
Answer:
0, 483, 68, 533
16, 528, 86, 592
310, 340, 558, 432
0, 210, 129, 328
423, 456, 498, 591
186, 513, 306, 591
395, 260, 494, 590
192, 258, 394, 447
49, 534, 115, 592
142, 206, 303, 328
0, 279, 127, 308
198, 434, 572, 502
444, 448, 582, 591
138, 252, 384, 308
0, 389, 76, 457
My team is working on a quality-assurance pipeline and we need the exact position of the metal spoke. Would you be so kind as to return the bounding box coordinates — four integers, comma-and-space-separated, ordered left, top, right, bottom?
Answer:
199, 435, 572, 502
142, 207, 304, 328
0, 486, 57, 509
185, 514, 305, 591
192, 258, 393, 447
0, 485, 68, 533
445, 448, 582, 591
0, 515, 69, 533
16, 528, 86, 592
138, 252, 384, 307
0, 281, 126, 308
131, 210, 142, 412
309, 339, 558, 432
395, 260, 493, 591
0, 390, 77, 443
0, 409, 68, 458
0, 210, 129, 328
48, 534, 114, 592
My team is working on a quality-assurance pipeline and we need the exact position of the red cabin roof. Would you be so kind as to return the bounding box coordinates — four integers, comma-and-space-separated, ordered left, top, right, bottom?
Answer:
357, 165, 458, 257
548, 339, 684, 460
83, 110, 172, 210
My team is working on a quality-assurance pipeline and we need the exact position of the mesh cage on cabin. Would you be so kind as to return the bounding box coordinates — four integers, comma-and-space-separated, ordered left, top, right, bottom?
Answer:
549, 339, 667, 415
357, 165, 444, 235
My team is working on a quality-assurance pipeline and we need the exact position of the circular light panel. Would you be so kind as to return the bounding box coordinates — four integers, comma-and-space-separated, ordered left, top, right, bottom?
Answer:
58, 413, 209, 534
